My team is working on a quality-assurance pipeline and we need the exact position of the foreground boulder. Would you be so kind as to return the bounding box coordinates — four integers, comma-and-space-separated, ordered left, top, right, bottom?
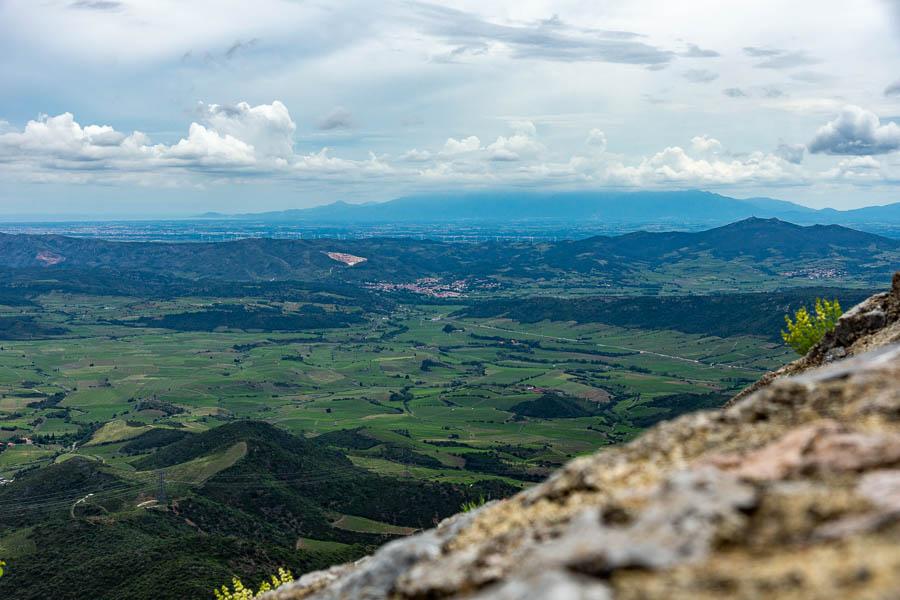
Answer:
263, 273, 900, 600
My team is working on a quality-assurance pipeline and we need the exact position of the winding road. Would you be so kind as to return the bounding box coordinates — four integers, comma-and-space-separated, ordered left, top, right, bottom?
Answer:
448, 320, 766, 372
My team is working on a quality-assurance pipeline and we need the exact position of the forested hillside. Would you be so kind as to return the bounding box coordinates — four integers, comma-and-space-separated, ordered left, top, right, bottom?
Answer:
455, 288, 875, 341
0, 422, 511, 600
0, 219, 896, 286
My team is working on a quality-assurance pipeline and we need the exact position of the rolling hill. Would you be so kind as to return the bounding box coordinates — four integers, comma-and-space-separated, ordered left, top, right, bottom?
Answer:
0, 422, 512, 600
0, 218, 896, 286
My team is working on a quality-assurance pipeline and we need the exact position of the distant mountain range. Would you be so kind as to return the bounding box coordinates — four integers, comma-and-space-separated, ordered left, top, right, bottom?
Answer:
0, 218, 897, 286
196, 191, 900, 226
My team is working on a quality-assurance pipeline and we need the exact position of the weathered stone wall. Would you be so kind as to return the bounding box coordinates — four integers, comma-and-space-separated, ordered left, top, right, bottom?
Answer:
263, 273, 900, 600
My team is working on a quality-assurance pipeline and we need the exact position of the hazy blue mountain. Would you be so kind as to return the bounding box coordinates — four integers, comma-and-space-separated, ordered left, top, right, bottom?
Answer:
839, 203, 900, 221
203, 191, 900, 226
741, 197, 819, 215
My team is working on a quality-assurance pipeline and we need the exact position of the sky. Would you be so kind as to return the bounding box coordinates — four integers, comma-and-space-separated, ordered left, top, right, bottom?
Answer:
1, 0, 899, 217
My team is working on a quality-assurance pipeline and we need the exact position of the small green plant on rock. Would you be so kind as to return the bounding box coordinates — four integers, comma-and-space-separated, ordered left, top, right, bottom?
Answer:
781, 298, 843, 355
213, 568, 293, 600
461, 495, 486, 512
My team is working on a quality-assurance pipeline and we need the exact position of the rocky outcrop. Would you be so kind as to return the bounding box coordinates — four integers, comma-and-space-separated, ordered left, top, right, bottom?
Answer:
725, 271, 900, 406
263, 273, 900, 600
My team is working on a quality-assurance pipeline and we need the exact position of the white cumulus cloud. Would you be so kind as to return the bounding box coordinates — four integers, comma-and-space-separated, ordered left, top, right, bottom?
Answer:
0, 112, 147, 163
606, 145, 800, 187
839, 156, 880, 169
586, 128, 607, 151
400, 149, 433, 162
486, 121, 544, 161
4, 100, 899, 194
164, 123, 256, 166
196, 101, 296, 158
808, 106, 900, 155
442, 135, 482, 154
0, 101, 306, 177
689, 135, 723, 155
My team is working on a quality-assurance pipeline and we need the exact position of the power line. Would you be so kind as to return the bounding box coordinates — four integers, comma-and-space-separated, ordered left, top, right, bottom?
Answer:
156, 470, 167, 505
0, 481, 147, 509
0, 464, 369, 515
0, 481, 149, 508
1, 451, 426, 518
1, 485, 150, 518
0, 473, 157, 507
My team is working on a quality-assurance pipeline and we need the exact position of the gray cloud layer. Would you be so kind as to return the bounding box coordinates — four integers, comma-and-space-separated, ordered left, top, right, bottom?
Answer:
742, 46, 781, 57
775, 142, 805, 164
409, 3, 674, 65
790, 71, 833, 83
69, 1, 122, 10
225, 38, 260, 59
742, 46, 821, 69
682, 43, 720, 58
754, 51, 821, 69
318, 107, 353, 130
683, 69, 718, 83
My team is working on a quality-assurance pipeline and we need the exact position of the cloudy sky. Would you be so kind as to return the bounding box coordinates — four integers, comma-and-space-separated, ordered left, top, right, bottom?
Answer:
1, 0, 899, 217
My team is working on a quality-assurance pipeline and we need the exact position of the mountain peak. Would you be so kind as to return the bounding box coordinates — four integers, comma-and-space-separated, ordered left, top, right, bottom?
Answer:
723, 216, 791, 228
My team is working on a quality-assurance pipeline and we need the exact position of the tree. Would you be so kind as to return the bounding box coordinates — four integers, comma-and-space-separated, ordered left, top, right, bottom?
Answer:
781, 298, 842, 355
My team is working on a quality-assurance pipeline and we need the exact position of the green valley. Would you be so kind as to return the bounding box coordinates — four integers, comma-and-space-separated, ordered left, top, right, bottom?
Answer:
0, 219, 889, 599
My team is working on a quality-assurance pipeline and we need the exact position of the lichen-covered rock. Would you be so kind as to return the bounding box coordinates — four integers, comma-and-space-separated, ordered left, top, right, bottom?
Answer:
262, 272, 900, 600
260, 510, 479, 600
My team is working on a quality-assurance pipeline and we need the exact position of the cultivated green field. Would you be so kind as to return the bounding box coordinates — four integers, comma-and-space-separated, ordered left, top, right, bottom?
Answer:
0, 292, 793, 483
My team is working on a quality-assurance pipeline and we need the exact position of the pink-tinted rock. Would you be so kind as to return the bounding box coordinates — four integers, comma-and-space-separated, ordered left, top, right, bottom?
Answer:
698, 421, 900, 481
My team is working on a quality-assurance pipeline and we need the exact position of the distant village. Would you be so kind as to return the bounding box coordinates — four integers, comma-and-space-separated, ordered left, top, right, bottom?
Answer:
365, 277, 500, 298
780, 268, 846, 279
